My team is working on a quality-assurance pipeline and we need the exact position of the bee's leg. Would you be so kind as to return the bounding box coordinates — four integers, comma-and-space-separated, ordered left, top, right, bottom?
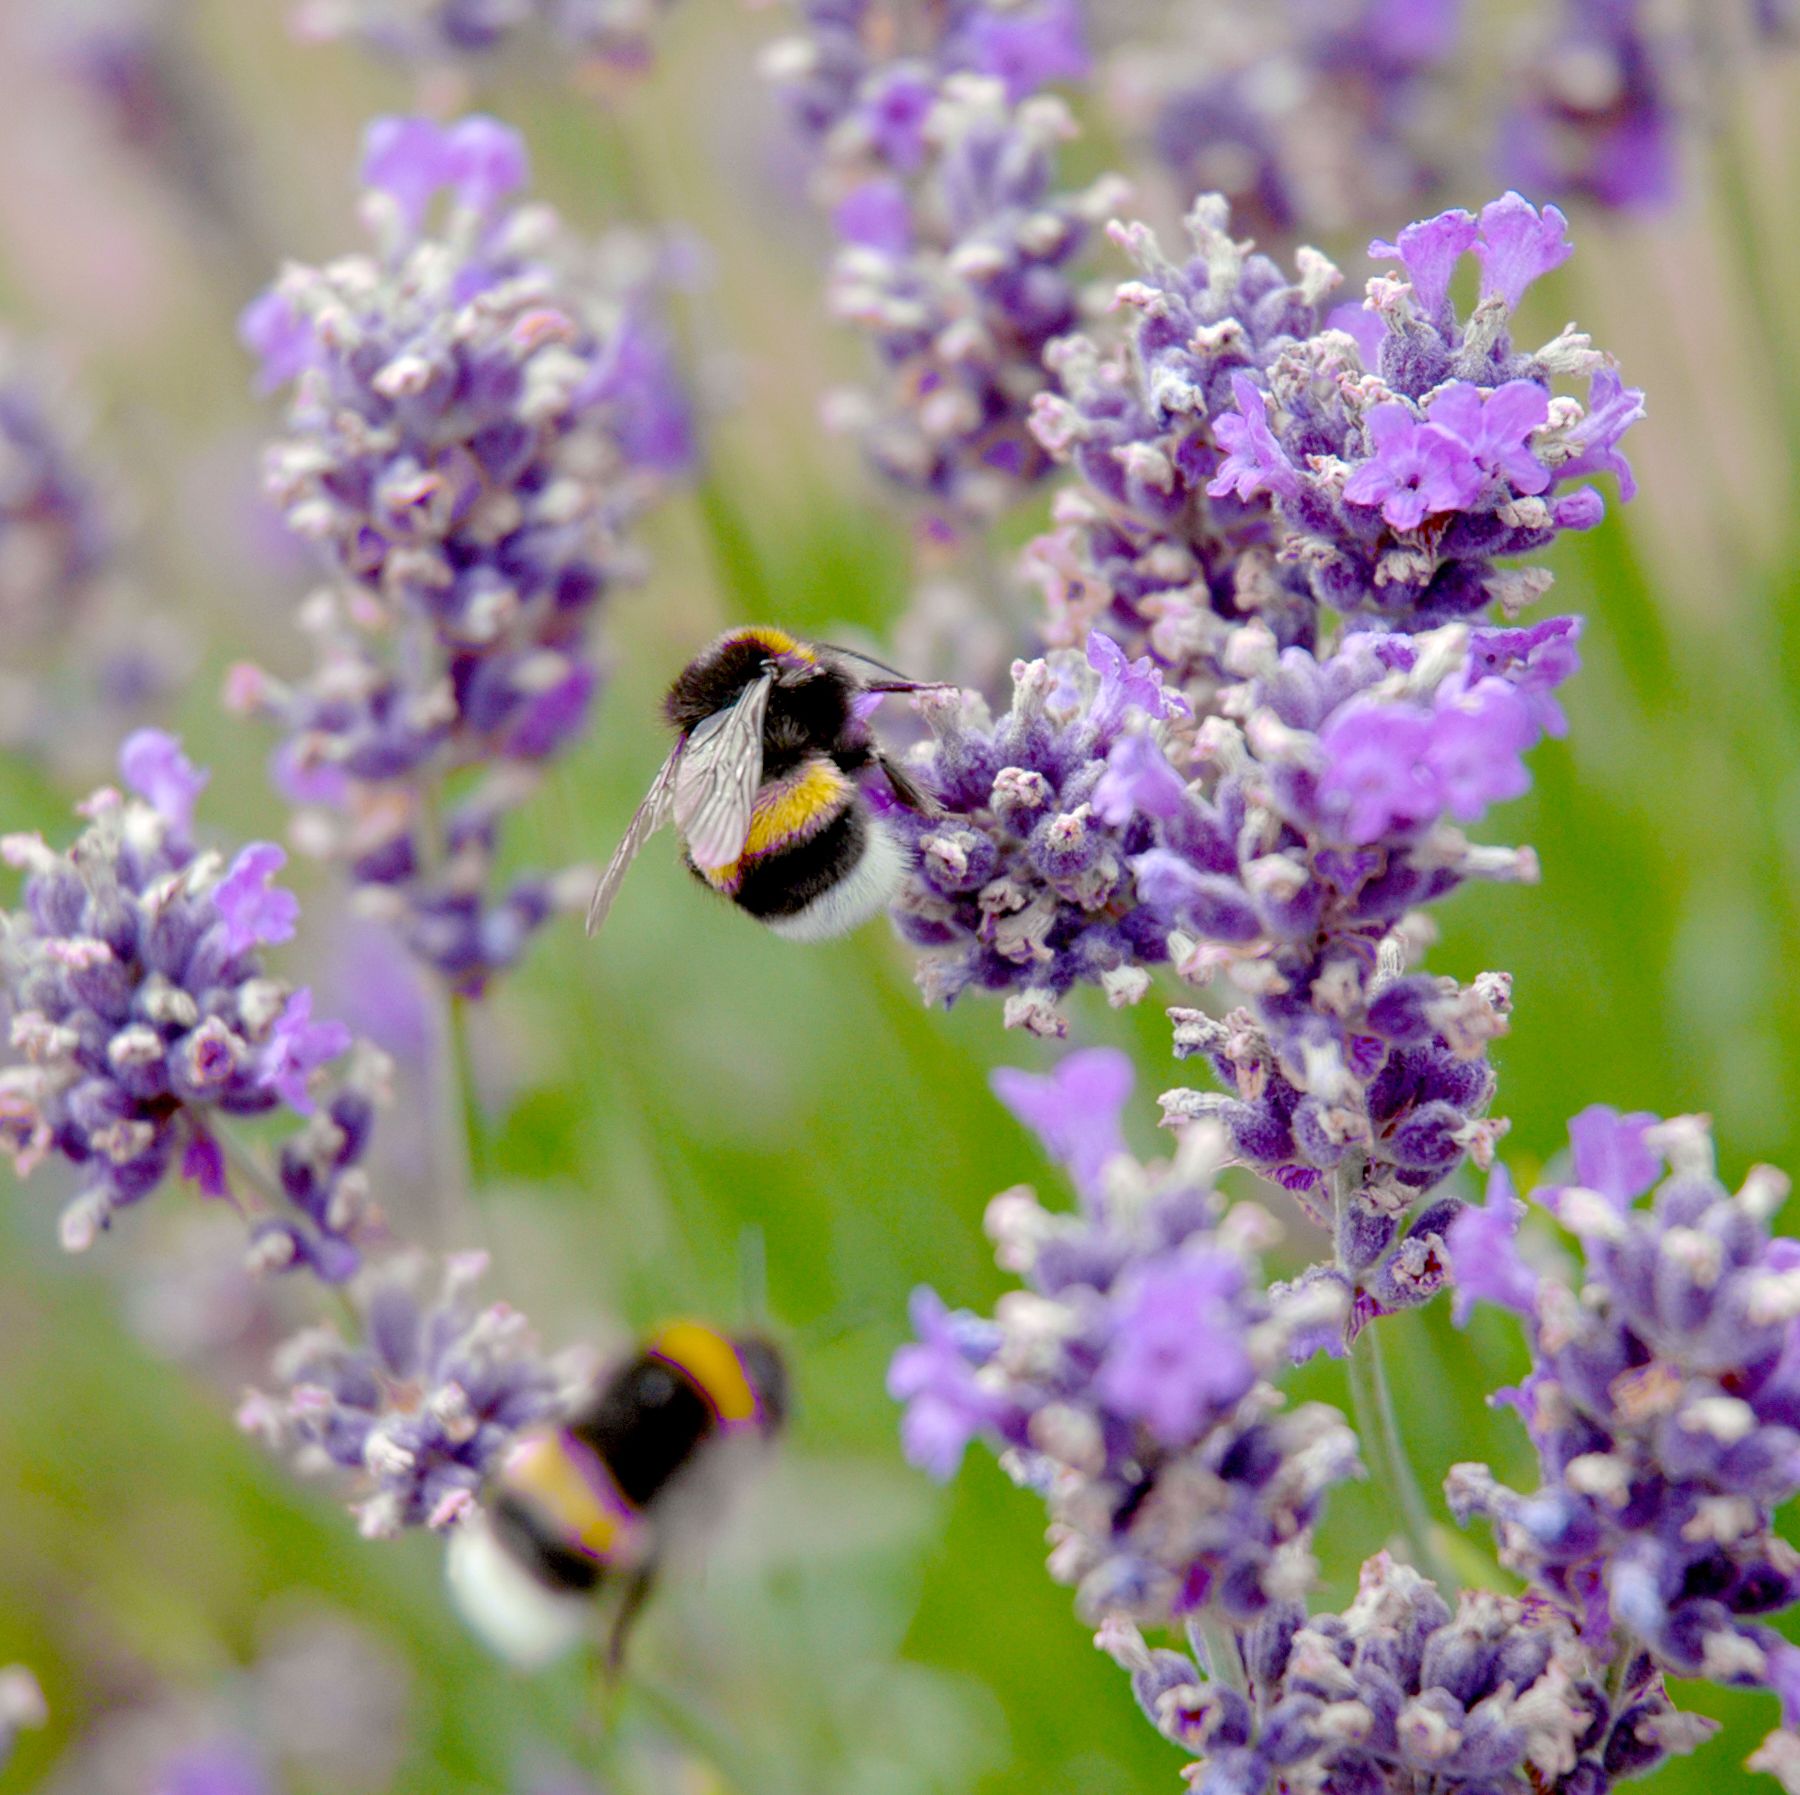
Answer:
603, 1562, 659, 1678
862, 680, 958, 696
876, 753, 945, 818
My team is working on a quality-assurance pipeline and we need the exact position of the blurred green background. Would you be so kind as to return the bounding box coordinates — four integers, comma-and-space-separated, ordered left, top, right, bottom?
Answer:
0, 3, 1798, 1790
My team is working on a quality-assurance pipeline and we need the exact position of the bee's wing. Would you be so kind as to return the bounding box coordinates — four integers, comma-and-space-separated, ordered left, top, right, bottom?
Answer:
586, 746, 682, 937
673, 672, 772, 871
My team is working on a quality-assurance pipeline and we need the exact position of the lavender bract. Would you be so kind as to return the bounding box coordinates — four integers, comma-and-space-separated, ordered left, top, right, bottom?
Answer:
0, 731, 375, 1275
1448, 1106, 1800, 1782
1102, 1550, 1710, 1794
236, 115, 690, 994
890, 1058, 1359, 1629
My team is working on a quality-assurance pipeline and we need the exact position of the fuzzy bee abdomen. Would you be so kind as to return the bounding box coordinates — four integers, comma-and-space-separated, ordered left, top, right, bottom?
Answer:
693, 759, 858, 901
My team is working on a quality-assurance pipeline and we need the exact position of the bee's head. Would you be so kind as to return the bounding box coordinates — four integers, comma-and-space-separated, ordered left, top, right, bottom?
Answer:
732, 1334, 790, 1436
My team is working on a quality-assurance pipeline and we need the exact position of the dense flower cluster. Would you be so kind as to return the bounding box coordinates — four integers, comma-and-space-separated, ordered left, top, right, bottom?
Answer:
763, 1, 1120, 533
895, 617, 1560, 1219
890, 1052, 1360, 1629
0, 731, 378, 1273
239, 1250, 565, 1539
1101, 1551, 1710, 1795
1029, 190, 1641, 675
289, 0, 674, 70
1447, 1106, 1800, 1781
235, 115, 690, 994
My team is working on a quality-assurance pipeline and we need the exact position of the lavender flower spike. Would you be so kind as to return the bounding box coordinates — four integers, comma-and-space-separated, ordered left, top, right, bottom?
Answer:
766, 3, 1121, 535
1449, 1108, 1800, 1785
291, 0, 677, 74
1102, 1551, 1712, 1794
0, 732, 377, 1279
240, 1250, 565, 1538
237, 115, 691, 995
890, 1094, 1359, 1629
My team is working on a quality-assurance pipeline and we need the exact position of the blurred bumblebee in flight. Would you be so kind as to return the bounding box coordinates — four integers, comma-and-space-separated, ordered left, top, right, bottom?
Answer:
447, 1321, 788, 1670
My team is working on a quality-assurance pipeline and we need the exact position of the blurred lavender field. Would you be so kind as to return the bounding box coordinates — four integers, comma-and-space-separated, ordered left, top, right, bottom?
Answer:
0, 3, 1799, 1792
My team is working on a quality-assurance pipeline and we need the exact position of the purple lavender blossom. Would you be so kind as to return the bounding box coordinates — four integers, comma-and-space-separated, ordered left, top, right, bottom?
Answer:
240, 1251, 563, 1537
0, 732, 375, 1277
766, 4, 1121, 534
894, 617, 1555, 1231
1449, 1109, 1800, 1780
890, 1094, 1359, 1627
990, 1045, 1133, 1195
237, 116, 689, 995
1102, 1551, 1711, 1793
1030, 188, 1639, 671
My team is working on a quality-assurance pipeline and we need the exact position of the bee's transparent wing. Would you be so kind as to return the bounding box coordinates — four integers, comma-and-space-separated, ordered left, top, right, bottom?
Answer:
673, 673, 772, 870
586, 747, 682, 937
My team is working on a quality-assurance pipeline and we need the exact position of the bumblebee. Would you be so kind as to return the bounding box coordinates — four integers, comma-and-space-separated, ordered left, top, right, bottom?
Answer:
447, 1321, 788, 1670
585, 625, 944, 940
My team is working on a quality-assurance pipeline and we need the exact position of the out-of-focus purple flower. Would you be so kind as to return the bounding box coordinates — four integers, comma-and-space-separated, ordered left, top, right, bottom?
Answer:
1316, 703, 1440, 843
239, 116, 689, 995
1097, 1247, 1254, 1443
1445, 1163, 1535, 1323
767, 4, 1121, 534
887, 1286, 1013, 1478
257, 991, 354, 1116
991, 1046, 1133, 1195
243, 1252, 564, 1537
120, 727, 208, 834
0, 737, 374, 1277
213, 843, 299, 954
153, 1736, 277, 1795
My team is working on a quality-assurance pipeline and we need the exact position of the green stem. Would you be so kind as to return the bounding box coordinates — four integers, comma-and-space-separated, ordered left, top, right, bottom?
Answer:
1191, 1612, 1247, 1697
1711, 102, 1800, 488
1346, 1319, 1451, 1590
445, 990, 489, 1200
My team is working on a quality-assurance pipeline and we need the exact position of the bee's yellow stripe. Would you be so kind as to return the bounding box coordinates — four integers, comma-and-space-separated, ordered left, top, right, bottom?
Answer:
501, 1430, 639, 1563
699, 760, 850, 894
728, 625, 813, 663
649, 1321, 760, 1428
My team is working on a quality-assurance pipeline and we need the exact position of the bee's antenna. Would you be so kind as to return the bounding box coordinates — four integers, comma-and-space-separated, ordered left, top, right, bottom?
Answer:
813, 639, 921, 683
